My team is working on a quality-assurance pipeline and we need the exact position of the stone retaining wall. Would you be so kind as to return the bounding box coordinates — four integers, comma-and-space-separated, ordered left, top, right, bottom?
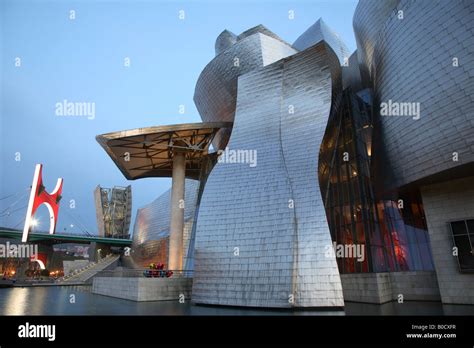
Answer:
92, 277, 192, 302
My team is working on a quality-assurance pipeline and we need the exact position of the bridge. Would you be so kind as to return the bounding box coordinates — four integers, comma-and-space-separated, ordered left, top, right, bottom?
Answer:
0, 228, 132, 246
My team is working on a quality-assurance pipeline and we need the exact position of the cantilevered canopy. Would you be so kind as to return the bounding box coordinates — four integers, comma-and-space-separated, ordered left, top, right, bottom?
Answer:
96, 122, 232, 180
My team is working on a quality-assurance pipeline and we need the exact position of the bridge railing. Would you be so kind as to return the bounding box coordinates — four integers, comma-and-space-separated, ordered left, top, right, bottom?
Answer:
0, 228, 131, 240
95, 269, 194, 279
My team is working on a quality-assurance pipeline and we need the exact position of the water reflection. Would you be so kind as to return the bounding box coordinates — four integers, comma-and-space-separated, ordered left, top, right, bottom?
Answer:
0, 286, 472, 316
3, 287, 29, 315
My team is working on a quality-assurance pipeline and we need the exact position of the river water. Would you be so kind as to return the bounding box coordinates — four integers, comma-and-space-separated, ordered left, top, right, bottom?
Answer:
0, 286, 472, 315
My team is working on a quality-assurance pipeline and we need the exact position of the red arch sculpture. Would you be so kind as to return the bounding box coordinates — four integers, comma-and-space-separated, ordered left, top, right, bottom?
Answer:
22, 164, 63, 242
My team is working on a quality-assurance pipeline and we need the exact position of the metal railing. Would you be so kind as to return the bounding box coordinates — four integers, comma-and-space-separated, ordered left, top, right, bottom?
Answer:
56, 254, 118, 283
95, 269, 194, 279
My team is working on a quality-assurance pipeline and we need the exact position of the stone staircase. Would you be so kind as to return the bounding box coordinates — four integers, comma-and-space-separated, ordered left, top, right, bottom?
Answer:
56, 254, 119, 284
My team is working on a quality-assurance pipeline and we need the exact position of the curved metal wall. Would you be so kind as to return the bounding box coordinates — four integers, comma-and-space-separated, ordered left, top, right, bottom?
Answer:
194, 26, 297, 150
353, 0, 400, 87
192, 42, 344, 308
131, 179, 199, 266
293, 18, 350, 66
342, 50, 363, 91
355, 0, 474, 188
215, 30, 237, 56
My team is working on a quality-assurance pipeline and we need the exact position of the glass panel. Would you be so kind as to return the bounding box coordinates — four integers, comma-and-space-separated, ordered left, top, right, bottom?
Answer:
415, 227, 428, 244
451, 221, 468, 236
466, 219, 474, 234
453, 235, 474, 271
419, 242, 435, 271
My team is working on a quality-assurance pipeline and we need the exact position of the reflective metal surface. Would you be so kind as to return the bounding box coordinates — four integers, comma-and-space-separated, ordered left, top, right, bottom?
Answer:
193, 39, 344, 308
193, 25, 297, 149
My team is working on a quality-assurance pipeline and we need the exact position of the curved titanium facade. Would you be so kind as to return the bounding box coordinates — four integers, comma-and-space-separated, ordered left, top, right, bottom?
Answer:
192, 41, 344, 308
355, 0, 474, 188
342, 51, 363, 91
215, 30, 237, 56
353, 0, 400, 87
375, 0, 474, 188
194, 26, 297, 150
293, 18, 350, 66
131, 179, 199, 267
351, 0, 474, 304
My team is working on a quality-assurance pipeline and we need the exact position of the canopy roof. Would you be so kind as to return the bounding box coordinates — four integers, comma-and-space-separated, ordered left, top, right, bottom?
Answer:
96, 122, 232, 180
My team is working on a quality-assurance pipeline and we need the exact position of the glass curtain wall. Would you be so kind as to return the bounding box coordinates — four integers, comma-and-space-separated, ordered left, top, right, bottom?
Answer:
319, 88, 434, 273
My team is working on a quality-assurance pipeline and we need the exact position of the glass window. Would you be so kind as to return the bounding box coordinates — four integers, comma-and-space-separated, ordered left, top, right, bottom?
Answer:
467, 219, 474, 234
451, 220, 467, 235
450, 220, 474, 272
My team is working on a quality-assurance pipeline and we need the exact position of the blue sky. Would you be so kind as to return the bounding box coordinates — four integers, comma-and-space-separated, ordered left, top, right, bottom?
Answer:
0, 0, 358, 236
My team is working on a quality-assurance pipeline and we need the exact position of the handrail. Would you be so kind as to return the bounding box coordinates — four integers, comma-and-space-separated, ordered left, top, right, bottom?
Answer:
56, 254, 118, 282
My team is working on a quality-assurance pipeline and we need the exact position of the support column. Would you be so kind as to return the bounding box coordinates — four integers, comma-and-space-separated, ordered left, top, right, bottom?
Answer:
168, 151, 186, 270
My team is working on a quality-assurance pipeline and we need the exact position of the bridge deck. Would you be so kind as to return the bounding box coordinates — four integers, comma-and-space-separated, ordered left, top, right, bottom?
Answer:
0, 229, 132, 246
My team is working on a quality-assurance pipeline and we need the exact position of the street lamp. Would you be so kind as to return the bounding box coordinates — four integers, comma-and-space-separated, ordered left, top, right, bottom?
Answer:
30, 218, 38, 232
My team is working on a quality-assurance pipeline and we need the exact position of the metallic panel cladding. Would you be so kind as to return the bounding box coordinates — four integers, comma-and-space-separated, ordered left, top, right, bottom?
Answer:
193, 27, 297, 150
342, 51, 363, 91
132, 179, 199, 259
293, 18, 350, 66
353, 0, 400, 87
355, 0, 474, 189
215, 30, 237, 56
192, 41, 344, 308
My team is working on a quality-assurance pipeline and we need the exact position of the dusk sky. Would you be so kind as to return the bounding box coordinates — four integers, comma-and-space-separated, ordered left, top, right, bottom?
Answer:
0, 0, 358, 236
